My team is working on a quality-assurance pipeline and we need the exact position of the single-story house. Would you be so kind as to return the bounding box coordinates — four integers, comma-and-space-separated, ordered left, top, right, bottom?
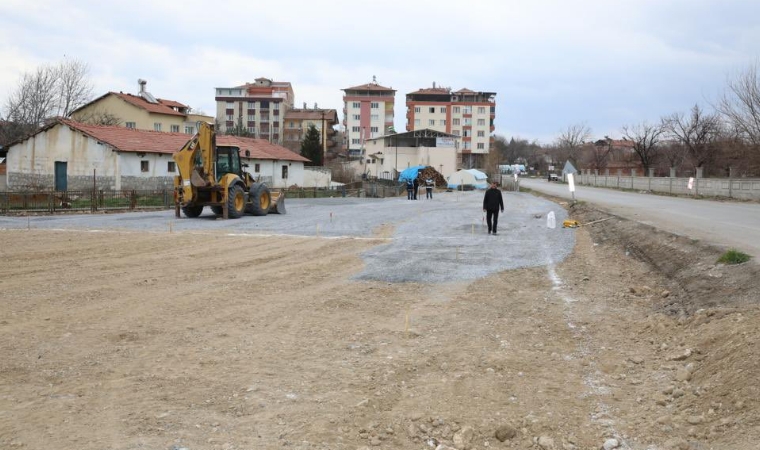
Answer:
353, 129, 460, 180
3, 118, 309, 191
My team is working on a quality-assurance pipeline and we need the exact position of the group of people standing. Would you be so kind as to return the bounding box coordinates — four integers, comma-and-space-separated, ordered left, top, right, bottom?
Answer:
406, 177, 435, 200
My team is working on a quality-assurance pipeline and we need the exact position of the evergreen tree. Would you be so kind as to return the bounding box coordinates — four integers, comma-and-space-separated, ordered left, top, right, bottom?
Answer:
300, 124, 322, 166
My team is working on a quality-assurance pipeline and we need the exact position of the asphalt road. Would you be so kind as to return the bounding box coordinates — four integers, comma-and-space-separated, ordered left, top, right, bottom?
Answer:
520, 177, 760, 259
0, 191, 575, 284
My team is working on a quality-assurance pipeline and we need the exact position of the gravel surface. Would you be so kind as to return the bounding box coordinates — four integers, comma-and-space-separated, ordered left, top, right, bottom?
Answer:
0, 190, 574, 283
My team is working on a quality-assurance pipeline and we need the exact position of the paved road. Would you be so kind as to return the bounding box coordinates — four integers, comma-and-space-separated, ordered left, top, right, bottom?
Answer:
520, 177, 760, 259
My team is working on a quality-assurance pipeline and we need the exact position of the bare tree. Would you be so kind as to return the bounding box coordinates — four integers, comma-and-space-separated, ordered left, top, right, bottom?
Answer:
717, 62, 760, 146
55, 58, 94, 117
1, 58, 93, 146
622, 122, 665, 172
75, 110, 122, 126
555, 122, 592, 163
663, 104, 723, 169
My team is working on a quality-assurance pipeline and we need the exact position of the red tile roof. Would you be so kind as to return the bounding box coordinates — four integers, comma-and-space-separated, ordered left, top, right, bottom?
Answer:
111, 92, 187, 116
343, 83, 396, 92
57, 119, 309, 162
407, 87, 452, 95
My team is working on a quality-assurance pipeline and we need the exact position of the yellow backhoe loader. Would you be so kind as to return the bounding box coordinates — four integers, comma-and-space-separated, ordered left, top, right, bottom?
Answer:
173, 121, 285, 219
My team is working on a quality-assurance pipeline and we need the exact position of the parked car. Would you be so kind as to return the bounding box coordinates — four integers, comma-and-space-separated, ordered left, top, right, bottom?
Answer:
548, 173, 560, 181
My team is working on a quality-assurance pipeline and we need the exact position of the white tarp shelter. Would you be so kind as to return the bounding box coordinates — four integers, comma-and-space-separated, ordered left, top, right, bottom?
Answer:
447, 169, 489, 190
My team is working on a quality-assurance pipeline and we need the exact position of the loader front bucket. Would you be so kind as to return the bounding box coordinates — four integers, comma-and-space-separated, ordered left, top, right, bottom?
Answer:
269, 190, 286, 214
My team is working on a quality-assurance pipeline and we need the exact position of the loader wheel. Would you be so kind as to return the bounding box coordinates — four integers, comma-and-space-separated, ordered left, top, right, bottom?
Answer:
181, 204, 204, 218
227, 185, 245, 219
246, 183, 271, 216
210, 206, 223, 216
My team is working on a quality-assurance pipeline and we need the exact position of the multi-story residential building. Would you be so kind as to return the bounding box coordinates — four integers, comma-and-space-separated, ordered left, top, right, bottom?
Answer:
406, 83, 496, 169
342, 78, 396, 157
69, 79, 213, 135
282, 104, 340, 161
214, 77, 295, 144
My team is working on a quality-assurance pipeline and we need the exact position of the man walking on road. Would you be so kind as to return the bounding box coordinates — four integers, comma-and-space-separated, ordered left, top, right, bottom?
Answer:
483, 181, 504, 235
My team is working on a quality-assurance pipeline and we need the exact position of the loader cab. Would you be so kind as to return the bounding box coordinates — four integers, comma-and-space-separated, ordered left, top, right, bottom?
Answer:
215, 146, 242, 181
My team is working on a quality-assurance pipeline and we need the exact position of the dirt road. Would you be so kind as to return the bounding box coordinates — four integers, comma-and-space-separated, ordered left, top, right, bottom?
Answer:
0, 198, 758, 450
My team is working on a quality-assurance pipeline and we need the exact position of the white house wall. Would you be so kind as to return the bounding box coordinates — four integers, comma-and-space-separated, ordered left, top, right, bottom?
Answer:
7, 124, 122, 190
362, 140, 458, 180
242, 157, 304, 188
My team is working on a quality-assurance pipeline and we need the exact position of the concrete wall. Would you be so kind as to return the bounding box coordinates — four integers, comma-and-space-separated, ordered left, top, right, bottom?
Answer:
302, 167, 332, 188
577, 173, 760, 200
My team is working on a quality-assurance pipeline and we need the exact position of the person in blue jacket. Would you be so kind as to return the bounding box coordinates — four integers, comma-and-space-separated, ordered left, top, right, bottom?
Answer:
482, 181, 504, 235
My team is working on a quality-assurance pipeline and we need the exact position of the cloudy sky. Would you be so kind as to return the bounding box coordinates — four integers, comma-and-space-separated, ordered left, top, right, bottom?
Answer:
1, 0, 758, 144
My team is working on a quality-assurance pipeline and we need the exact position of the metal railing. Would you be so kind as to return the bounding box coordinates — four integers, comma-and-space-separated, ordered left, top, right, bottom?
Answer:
0, 190, 174, 214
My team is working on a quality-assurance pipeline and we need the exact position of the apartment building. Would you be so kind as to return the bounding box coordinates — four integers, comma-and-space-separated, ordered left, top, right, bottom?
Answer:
406, 84, 496, 168
342, 78, 395, 156
214, 77, 295, 143
282, 104, 340, 159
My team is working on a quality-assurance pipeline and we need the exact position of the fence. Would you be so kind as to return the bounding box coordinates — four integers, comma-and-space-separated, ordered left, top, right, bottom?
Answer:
0, 184, 376, 214
575, 174, 760, 200
0, 190, 174, 214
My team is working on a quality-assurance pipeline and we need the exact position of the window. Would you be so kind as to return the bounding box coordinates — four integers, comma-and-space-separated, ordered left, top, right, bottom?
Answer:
463, 106, 472, 114
478, 106, 486, 114
273, 103, 280, 110
185, 125, 194, 134
370, 126, 378, 133
352, 126, 361, 132
477, 119, 486, 126
463, 141, 471, 150
370, 102, 379, 109
463, 130, 471, 137
428, 119, 435, 126
453, 106, 460, 114
370, 114, 379, 121
353, 102, 361, 108
477, 143, 485, 149
351, 138, 361, 145
453, 118, 460, 125
248, 101, 255, 108
248, 115, 255, 121
352, 114, 361, 120
440, 120, 446, 126
477, 130, 485, 137
141, 161, 149, 172
248, 127, 256, 134
452, 130, 460, 136
170, 124, 179, 133
254, 163, 260, 173
440, 107, 447, 113
125, 122, 136, 129
167, 161, 176, 172
414, 106, 420, 113
282, 165, 288, 179
429, 107, 435, 113
464, 118, 472, 125
226, 114, 234, 121
154, 123, 162, 131
414, 119, 420, 126
226, 101, 234, 107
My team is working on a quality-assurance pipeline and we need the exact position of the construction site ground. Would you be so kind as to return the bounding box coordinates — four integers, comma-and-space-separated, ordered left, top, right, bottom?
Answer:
0, 191, 758, 450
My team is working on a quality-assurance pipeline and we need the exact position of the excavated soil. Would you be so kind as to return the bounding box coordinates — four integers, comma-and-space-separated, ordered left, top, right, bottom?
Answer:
0, 201, 758, 450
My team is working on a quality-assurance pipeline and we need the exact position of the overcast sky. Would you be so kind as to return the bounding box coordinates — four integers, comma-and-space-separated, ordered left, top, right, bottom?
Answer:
1, 0, 758, 144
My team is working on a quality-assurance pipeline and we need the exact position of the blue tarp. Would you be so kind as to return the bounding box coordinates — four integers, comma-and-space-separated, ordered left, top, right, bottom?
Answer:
398, 165, 428, 182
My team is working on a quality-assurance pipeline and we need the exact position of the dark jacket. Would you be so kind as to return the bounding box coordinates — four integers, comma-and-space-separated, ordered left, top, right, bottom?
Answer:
483, 187, 504, 211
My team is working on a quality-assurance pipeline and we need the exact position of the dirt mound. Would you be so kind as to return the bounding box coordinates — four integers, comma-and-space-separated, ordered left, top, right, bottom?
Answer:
567, 202, 760, 315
